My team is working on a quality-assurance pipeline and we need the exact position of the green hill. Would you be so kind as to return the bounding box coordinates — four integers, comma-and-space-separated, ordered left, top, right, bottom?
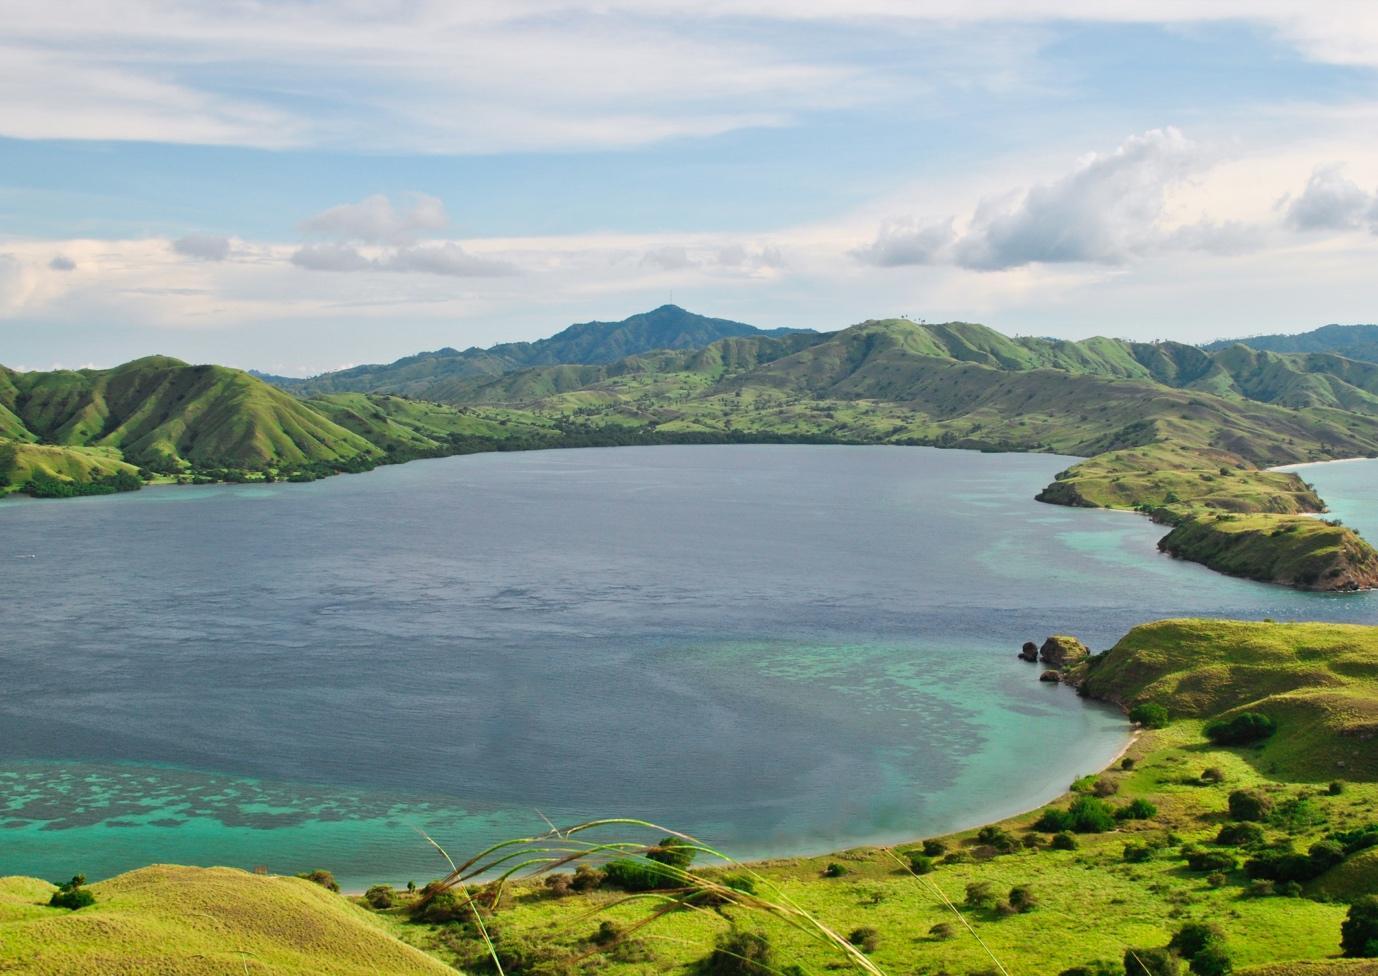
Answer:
0, 865, 453, 975
258, 305, 809, 396
1205, 324, 1378, 364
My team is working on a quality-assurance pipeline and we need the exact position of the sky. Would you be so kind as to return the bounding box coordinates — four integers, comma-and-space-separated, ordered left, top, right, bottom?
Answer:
3, 2, 1378, 375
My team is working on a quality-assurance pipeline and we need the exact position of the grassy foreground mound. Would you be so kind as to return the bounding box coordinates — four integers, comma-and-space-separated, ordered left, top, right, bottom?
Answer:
0, 865, 452, 975
1082, 619, 1378, 780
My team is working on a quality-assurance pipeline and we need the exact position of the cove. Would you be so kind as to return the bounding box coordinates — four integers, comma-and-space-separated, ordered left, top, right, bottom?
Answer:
2, 445, 1374, 889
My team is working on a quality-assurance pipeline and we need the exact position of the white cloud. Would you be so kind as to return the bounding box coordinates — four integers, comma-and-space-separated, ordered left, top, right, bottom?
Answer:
290, 244, 375, 272
852, 218, 955, 267
172, 234, 232, 261
300, 194, 449, 245
1284, 164, 1378, 232
290, 241, 516, 277
48, 255, 77, 271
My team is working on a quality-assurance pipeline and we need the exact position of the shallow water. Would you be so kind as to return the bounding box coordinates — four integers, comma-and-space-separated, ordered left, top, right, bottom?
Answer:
1, 445, 1374, 887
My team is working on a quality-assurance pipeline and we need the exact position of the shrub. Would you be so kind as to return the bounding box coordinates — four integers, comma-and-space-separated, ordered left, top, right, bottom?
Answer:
1189, 942, 1233, 976
1118, 798, 1158, 821
1272, 796, 1325, 830
721, 873, 758, 896
977, 826, 1020, 853
848, 927, 880, 953
544, 874, 572, 897
296, 869, 340, 892
591, 920, 622, 947
1124, 842, 1153, 863
47, 875, 94, 910
1022, 833, 1043, 849
1329, 780, 1346, 796
1184, 848, 1238, 873
603, 858, 675, 892
1037, 796, 1116, 834
965, 881, 999, 910
412, 889, 469, 924
1052, 832, 1079, 851
705, 930, 775, 976
1093, 778, 1120, 798
1008, 885, 1037, 913
1125, 946, 1181, 976
921, 839, 947, 857
1121, 757, 1137, 770
1170, 923, 1225, 960
822, 862, 847, 878
1130, 703, 1170, 729
1204, 712, 1275, 746
929, 921, 956, 940
570, 865, 604, 891
1215, 823, 1263, 847
1199, 767, 1226, 785
646, 837, 696, 872
907, 853, 935, 875
1246, 879, 1276, 898
1341, 896, 1378, 958
363, 884, 394, 909
1228, 790, 1274, 822
1059, 965, 1120, 976
1206, 872, 1228, 889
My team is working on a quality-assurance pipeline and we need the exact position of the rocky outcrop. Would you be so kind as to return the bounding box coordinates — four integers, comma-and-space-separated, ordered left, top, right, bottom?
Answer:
1040, 635, 1089, 668
1018, 641, 1039, 662
1039, 670, 1062, 683
1158, 514, 1378, 592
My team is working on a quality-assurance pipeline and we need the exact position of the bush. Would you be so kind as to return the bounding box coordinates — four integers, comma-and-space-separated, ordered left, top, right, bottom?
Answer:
1121, 757, 1137, 770
297, 869, 340, 892
1204, 712, 1276, 746
646, 837, 696, 872
363, 884, 394, 909
1342, 896, 1378, 958
1199, 767, 1226, 784
848, 927, 880, 953
1037, 796, 1116, 834
1093, 778, 1120, 797
976, 826, 1020, 853
1329, 780, 1346, 795
1059, 965, 1120, 976
1170, 923, 1225, 960
1125, 946, 1181, 976
907, 853, 935, 875
822, 862, 847, 878
1051, 832, 1079, 851
1227, 790, 1274, 822
1215, 823, 1264, 847
1124, 843, 1153, 863
705, 930, 775, 976
1118, 798, 1158, 821
929, 922, 956, 940
603, 858, 676, 892
1008, 885, 1037, 913
965, 881, 999, 910
412, 889, 469, 924
1130, 703, 1170, 728
1189, 943, 1233, 976
1245, 840, 1346, 883
921, 839, 947, 857
1206, 872, 1227, 888
1184, 847, 1238, 873
1272, 796, 1325, 830
570, 865, 604, 891
47, 875, 94, 910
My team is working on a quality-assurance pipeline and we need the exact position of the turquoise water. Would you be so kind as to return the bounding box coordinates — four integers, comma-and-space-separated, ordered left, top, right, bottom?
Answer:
1, 446, 1374, 888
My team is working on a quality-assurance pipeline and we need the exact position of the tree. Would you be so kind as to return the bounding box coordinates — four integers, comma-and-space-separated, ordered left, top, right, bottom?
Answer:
1341, 896, 1378, 958
1169, 923, 1224, 959
1227, 789, 1274, 822
1129, 703, 1170, 728
48, 874, 95, 910
296, 869, 340, 892
363, 884, 394, 909
646, 836, 696, 872
705, 930, 775, 976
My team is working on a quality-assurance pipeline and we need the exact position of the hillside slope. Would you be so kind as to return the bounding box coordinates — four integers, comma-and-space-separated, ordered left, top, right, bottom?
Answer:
259, 304, 808, 396
0, 865, 453, 975
1205, 324, 1378, 364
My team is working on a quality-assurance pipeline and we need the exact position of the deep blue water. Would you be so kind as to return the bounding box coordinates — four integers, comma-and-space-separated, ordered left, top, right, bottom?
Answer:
1, 445, 1374, 887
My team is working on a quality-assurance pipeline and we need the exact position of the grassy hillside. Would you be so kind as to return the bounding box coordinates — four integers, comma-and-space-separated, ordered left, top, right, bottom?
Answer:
260, 304, 808, 396
0, 865, 453, 975
1082, 619, 1378, 780
1205, 324, 1378, 365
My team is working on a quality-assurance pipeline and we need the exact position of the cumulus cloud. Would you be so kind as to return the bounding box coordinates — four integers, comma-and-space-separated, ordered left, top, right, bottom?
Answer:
291, 241, 515, 277
172, 234, 232, 261
48, 255, 76, 271
1284, 164, 1378, 232
640, 246, 696, 271
852, 218, 955, 266
299, 194, 449, 245
856, 128, 1257, 271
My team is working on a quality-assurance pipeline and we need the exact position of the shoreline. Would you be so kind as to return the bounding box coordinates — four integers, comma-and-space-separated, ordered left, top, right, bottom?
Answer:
1269, 455, 1377, 472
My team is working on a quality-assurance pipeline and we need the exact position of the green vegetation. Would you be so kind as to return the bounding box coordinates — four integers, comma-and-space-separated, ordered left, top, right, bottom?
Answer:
0, 865, 453, 974
1203, 324, 1378, 365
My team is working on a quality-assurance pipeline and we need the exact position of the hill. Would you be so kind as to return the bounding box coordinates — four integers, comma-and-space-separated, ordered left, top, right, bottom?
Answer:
0, 865, 453, 975
1204, 324, 1378, 364
1082, 619, 1378, 780
257, 305, 808, 396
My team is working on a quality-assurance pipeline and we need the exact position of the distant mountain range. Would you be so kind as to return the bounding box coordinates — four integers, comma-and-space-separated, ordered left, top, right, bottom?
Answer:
254, 305, 808, 398
1205, 323, 1378, 364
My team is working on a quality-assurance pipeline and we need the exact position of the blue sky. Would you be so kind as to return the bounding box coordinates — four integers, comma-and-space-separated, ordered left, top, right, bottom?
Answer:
3, 3, 1378, 374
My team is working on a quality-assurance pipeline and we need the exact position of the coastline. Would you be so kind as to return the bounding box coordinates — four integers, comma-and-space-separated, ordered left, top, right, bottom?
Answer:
1269, 455, 1377, 472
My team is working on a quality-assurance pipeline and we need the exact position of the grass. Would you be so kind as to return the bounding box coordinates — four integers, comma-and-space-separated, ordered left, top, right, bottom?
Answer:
0, 865, 453, 975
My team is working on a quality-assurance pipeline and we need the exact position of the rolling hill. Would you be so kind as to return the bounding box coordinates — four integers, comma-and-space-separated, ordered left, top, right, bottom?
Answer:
1204, 324, 1378, 365
256, 304, 808, 396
